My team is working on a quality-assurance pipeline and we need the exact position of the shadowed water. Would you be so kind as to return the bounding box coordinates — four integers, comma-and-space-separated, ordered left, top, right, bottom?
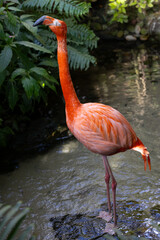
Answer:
0, 43, 160, 239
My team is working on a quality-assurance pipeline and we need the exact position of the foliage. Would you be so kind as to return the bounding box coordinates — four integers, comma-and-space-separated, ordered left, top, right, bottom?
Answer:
0, 0, 98, 147
0, 201, 35, 240
22, 0, 90, 19
108, 0, 158, 23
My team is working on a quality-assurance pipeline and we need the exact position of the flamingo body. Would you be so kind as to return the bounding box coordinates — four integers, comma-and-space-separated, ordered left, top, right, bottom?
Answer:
66, 102, 137, 156
33, 16, 151, 226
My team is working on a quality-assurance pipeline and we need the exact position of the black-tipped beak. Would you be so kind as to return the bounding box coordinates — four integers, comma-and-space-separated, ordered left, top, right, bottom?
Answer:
33, 16, 46, 27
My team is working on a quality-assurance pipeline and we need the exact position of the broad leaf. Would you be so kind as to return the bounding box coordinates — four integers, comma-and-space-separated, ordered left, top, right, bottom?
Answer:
20, 14, 34, 20
21, 21, 45, 45
8, 83, 18, 110
30, 67, 58, 84
8, 6, 22, 11
22, 76, 40, 98
16, 41, 51, 53
11, 68, 26, 79
5, 11, 19, 34
39, 58, 58, 67
0, 46, 13, 72
30, 67, 50, 77
45, 81, 56, 92
14, 48, 34, 69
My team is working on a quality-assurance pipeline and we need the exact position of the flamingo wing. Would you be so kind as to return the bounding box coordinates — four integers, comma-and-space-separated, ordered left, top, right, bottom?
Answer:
67, 103, 138, 156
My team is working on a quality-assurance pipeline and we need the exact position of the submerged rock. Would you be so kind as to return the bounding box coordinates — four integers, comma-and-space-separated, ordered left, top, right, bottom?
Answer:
50, 213, 107, 240
50, 202, 160, 240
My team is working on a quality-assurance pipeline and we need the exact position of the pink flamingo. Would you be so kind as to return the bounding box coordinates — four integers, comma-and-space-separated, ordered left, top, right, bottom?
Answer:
33, 16, 151, 226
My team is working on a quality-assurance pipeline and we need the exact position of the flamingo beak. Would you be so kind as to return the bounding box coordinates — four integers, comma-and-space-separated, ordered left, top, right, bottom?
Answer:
33, 16, 47, 27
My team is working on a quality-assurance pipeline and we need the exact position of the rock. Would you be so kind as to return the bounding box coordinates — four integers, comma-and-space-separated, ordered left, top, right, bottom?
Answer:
50, 213, 108, 240
50, 201, 160, 240
125, 35, 137, 41
135, 24, 141, 36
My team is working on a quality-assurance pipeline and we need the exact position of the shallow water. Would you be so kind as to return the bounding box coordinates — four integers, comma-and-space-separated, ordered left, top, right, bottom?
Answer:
0, 42, 160, 239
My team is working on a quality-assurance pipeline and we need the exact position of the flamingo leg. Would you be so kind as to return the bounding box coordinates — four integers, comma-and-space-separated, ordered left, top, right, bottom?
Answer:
103, 156, 111, 213
103, 156, 117, 226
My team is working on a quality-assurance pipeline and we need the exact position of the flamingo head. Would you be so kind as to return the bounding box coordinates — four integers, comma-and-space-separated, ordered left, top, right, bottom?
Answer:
33, 16, 67, 37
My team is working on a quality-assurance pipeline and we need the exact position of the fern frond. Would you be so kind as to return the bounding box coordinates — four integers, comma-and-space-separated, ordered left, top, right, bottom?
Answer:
23, 0, 91, 17
66, 19, 99, 49
56, 0, 91, 18
68, 45, 96, 70
0, 202, 34, 240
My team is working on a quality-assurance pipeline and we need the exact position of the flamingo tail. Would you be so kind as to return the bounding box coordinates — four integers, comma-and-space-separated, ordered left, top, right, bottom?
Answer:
132, 138, 151, 171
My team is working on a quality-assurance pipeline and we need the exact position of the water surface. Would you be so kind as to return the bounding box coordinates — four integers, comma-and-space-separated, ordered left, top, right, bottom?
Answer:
0, 42, 160, 239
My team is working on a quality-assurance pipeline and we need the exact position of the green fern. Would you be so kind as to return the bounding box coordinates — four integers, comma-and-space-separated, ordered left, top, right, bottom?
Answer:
66, 18, 98, 49
68, 45, 96, 70
0, 202, 35, 240
23, 0, 91, 18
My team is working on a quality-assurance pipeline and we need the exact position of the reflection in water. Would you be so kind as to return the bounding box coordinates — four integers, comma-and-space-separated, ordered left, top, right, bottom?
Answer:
133, 49, 147, 109
0, 44, 160, 239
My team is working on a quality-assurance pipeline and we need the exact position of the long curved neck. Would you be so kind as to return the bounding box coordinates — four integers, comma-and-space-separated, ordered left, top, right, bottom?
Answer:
57, 35, 80, 111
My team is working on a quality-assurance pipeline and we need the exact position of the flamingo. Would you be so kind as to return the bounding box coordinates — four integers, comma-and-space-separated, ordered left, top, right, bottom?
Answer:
33, 16, 151, 226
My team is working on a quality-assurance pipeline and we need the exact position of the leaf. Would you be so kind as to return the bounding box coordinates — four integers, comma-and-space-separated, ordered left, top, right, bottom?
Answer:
68, 45, 96, 70
0, 208, 29, 240
0, 72, 6, 87
15, 41, 51, 53
8, 83, 18, 110
17, 224, 34, 240
8, 6, 22, 11
0, 202, 35, 240
21, 21, 46, 45
39, 58, 58, 67
45, 81, 57, 92
30, 67, 58, 84
0, 202, 21, 233
0, 205, 11, 218
30, 66, 49, 77
5, 11, 19, 34
22, 76, 40, 98
0, 23, 5, 40
0, 7, 5, 13
11, 68, 26, 79
20, 14, 34, 20
23, 0, 91, 17
14, 48, 34, 69
0, 46, 13, 72
7, 11, 17, 26
66, 19, 99, 49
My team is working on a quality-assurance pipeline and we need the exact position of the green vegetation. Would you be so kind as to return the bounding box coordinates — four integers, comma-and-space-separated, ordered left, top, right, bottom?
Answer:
108, 0, 158, 23
0, 0, 98, 147
0, 201, 35, 240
